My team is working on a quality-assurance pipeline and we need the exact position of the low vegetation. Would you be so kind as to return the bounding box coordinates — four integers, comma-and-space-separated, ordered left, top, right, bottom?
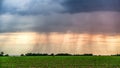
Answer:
1, 56, 120, 68
1, 52, 120, 67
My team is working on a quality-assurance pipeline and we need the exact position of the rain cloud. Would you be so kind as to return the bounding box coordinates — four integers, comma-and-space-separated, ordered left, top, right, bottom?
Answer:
0, 0, 120, 34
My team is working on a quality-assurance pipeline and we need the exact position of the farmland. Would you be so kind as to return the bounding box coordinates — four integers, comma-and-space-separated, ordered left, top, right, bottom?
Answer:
0, 56, 120, 68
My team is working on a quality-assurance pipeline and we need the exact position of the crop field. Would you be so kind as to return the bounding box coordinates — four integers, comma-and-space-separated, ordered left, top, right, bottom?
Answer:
0, 56, 120, 68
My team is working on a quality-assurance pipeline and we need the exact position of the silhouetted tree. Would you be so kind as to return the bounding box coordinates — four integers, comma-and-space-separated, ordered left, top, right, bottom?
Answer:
111, 54, 120, 56
25, 53, 49, 56
21, 54, 24, 56
4, 54, 9, 56
23, 53, 95, 56
55, 53, 72, 56
73, 54, 81, 56
50, 53, 54, 56
83, 54, 93, 56
0, 52, 4, 56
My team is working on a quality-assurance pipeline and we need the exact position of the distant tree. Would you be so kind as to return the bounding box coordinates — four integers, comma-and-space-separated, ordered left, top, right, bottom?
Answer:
1, 52, 4, 55
25, 53, 32, 56
55, 53, 72, 56
42, 54, 48, 56
83, 54, 93, 56
0, 54, 2, 56
4, 54, 9, 56
117, 54, 120, 56
0, 52, 4, 56
112, 54, 120, 56
73, 54, 81, 56
21, 54, 24, 56
50, 53, 54, 56
25, 53, 49, 56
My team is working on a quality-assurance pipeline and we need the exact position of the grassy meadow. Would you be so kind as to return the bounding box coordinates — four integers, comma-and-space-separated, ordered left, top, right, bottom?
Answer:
0, 56, 120, 68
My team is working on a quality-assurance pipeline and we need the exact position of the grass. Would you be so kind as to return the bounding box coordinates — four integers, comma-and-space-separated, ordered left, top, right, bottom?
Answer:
0, 56, 120, 68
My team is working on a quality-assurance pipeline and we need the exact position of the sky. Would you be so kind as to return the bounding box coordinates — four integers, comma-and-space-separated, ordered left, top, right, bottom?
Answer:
0, 0, 120, 55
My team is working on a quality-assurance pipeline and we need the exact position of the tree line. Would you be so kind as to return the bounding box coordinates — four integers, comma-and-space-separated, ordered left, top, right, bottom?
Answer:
1, 51, 120, 56
19, 53, 120, 56
21, 53, 93, 56
0, 52, 9, 56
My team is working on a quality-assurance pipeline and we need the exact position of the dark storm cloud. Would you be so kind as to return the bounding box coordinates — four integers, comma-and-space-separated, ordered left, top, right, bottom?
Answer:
32, 12, 120, 34
63, 0, 120, 13
0, 0, 65, 15
34, 14, 73, 33
0, 0, 120, 34
1, 0, 120, 14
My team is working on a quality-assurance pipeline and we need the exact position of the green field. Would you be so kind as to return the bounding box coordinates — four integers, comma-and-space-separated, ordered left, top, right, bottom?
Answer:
0, 56, 120, 68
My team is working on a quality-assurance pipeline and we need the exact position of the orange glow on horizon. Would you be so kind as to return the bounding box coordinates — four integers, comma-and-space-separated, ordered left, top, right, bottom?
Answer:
0, 32, 120, 55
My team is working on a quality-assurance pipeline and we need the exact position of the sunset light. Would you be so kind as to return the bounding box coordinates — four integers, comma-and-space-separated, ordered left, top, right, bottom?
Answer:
0, 32, 120, 55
